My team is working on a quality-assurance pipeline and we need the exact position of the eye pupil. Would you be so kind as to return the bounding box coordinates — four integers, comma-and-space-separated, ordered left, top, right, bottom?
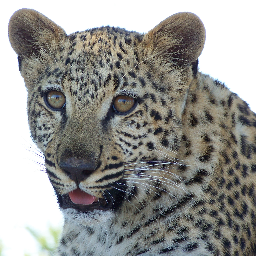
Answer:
113, 95, 135, 114
45, 91, 66, 110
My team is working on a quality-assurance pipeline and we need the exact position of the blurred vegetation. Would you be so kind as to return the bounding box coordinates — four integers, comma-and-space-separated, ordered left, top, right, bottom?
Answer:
0, 240, 3, 256
0, 225, 61, 256
25, 225, 62, 256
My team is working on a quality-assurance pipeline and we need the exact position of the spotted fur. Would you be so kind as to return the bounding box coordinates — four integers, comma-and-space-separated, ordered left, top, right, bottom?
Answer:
9, 9, 256, 255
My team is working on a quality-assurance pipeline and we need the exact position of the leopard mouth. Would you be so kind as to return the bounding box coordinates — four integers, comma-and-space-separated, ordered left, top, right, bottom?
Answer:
56, 184, 127, 213
69, 189, 98, 205
57, 189, 111, 212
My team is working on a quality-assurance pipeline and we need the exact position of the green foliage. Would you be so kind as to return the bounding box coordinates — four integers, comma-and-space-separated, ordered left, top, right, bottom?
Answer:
0, 240, 3, 256
0, 225, 61, 256
25, 225, 62, 256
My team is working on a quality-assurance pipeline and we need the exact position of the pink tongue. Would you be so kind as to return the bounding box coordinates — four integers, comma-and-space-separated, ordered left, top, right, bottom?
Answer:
69, 189, 96, 205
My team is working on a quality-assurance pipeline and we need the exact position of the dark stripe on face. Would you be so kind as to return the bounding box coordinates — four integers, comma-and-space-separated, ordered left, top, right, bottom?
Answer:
102, 162, 124, 171
46, 168, 61, 180
45, 158, 56, 168
96, 169, 124, 183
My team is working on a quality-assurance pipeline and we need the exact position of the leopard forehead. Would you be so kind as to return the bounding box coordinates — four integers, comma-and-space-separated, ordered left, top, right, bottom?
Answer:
37, 28, 182, 120
38, 29, 143, 111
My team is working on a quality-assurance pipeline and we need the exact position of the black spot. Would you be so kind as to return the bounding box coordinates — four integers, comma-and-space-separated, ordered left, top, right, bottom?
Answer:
151, 237, 165, 245
161, 139, 169, 147
228, 94, 235, 107
240, 135, 252, 158
222, 238, 231, 249
214, 80, 225, 88
192, 200, 205, 208
238, 103, 250, 116
103, 74, 112, 87
202, 134, 211, 143
235, 161, 240, 170
117, 53, 123, 60
205, 111, 213, 122
233, 235, 239, 245
146, 72, 152, 79
185, 169, 208, 185
251, 164, 256, 172
124, 37, 132, 45
240, 237, 246, 251
119, 42, 127, 54
239, 116, 251, 126
161, 99, 166, 106
172, 236, 187, 244
218, 177, 226, 188
160, 247, 175, 253
221, 151, 231, 164
190, 114, 198, 127
178, 165, 187, 171
127, 225, 141, 238
190, 93, 197, 103
116, 236, 124, 244
227, 196, 234, 205
198, 146, 214, 162
192, 60, 198, 76
150, 94, 157, 103
123, 81, 128, 87
183, 242, 198, 252
246, 226, 251, 238
128, 71, 136, 78
154, 127, 163, 135
115, 61, 121, 68
69, 34, 77, 41
138, 77, 146, 87
113, 74, 120, 91
147, 142, 154, 150
242, 164, 248, 178
234, 176, 240, 186
80, 34, 87, 41
209, 210, 218, 217
65, 57, 71, 65
150, 109, 162, 121
232, 151, 238, 159
226, 181, 233, 190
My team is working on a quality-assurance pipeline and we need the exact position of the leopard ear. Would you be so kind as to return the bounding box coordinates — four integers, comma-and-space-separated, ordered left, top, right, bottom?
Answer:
8, 8, 66, 58
142, 12, 205, 66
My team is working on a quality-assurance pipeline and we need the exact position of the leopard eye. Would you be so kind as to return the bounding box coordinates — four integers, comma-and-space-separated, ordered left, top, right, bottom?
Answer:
113, 95, 136, 114
45, 91, 66, 110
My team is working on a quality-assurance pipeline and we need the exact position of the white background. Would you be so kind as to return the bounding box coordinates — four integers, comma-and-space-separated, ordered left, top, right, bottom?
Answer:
1, 0, 256, 255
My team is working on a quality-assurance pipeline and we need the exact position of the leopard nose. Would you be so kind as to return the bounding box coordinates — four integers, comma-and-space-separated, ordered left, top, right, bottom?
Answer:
59, 157, 97, 184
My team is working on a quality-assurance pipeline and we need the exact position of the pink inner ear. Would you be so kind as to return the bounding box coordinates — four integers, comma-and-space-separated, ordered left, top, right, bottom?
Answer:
69, 189, 97, 205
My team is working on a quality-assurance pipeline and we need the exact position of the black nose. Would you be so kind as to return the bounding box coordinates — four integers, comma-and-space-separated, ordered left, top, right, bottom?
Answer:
59, 157, 97, 184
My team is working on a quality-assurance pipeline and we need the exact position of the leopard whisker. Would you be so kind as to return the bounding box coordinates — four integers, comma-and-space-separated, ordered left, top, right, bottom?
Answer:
112, 183, 142, 212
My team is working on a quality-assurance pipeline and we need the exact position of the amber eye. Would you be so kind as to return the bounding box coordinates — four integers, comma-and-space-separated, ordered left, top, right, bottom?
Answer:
45, 91, 66, 110
113, 95, 136, 114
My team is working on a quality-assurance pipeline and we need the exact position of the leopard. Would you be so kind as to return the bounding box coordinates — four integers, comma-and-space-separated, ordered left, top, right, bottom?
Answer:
8, 8, 256, 256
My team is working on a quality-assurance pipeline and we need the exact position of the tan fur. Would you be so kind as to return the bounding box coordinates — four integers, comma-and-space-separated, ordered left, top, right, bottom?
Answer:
9, 9, 256, 255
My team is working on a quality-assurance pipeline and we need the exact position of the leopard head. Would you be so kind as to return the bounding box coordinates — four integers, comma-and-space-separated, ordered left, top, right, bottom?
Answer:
9, 9, 205, 213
